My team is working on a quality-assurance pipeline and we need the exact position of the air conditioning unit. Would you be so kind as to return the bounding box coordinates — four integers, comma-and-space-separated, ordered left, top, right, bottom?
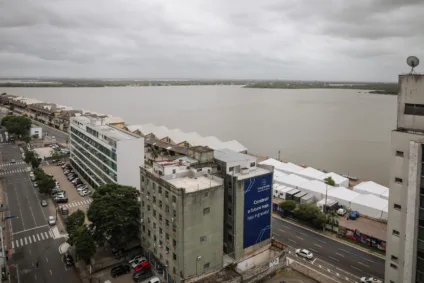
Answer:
171, 218, 174, 222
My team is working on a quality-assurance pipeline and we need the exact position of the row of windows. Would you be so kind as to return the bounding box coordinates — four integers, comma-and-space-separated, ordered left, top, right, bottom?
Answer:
70, 156, 105, 187
71, 126, 117, 161
405, 103, 424, 116
72, 142, 117, 182
71, 133, 118, 171
71, 147, 115, 184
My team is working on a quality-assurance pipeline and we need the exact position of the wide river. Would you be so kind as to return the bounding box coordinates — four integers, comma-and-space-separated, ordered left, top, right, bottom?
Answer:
0, 86, 396, 185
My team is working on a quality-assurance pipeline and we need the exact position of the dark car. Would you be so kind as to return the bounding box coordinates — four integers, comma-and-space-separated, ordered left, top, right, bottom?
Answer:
62, 253, 74, 267
55, 197, 68, 204
110, 264, 131, 278
132, 269, 152, 282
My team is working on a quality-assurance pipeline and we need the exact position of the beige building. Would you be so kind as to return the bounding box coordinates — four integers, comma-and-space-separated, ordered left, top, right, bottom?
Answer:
385, 74, 424, 282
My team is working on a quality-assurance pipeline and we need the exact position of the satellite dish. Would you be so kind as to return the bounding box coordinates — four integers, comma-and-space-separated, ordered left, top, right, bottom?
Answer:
407, 56, 419, 73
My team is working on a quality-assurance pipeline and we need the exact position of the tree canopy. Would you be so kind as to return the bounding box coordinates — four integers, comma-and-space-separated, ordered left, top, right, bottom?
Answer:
87, 184, 140, 250
279, 200, 297, 212
50, 150, 66, 161
1, 116, 31, 136
67, 209, 86, 245
34, 169, 55, 195
66, 210, 96, 263
293, 204, 326, 229
24, 151, 41, 169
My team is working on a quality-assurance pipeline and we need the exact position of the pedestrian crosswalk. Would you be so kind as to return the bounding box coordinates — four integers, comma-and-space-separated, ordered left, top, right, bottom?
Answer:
0, 168, 26, 176
59, 199, 92, 209
0, 161, 25, 167
12, 230, 54, 249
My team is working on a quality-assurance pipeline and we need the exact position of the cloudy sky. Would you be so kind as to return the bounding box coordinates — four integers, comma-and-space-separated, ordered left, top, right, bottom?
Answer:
1, 0, 423, 81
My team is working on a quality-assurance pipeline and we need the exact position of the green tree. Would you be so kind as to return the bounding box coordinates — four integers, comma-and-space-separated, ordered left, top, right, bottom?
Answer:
24, 151, 41, 169
293, 204, 327, 229
279, 200, 297, 212
1, 116, 31, 136
67, 210, 86, 245
50, 150, 66, 161
324, 176, 335, 186
38, 175, 55, 195
87, 184, 140, 250
325, 211, 339, 230
74, 226, 96, 264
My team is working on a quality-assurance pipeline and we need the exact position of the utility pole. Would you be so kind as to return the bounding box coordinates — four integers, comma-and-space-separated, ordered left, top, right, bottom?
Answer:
278, 150, 281, 161
323, 183, 328, 232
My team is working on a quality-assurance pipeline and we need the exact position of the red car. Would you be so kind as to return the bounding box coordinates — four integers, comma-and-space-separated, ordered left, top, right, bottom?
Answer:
134, 261, 151, 273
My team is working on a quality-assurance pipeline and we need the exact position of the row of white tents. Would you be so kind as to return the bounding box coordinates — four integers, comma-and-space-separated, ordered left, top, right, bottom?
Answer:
261, 158, 389, 220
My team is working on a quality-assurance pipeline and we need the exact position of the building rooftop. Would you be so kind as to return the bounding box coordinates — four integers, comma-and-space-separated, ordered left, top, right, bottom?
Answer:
233, 166, 271, 180
214, 148, 256, 163
167, 176, 221, 193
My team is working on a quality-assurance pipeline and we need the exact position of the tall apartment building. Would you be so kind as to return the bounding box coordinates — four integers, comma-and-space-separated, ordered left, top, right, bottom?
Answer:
214, 149, 273, 261
69, 116, 144, 189
385, 74, 424, 282
140, 147, 224, 283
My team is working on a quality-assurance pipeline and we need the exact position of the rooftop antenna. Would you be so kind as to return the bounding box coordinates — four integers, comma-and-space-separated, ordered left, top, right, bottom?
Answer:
407, 56, 420, 74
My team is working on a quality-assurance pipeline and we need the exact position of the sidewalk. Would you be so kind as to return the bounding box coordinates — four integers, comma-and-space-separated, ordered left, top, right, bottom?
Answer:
272, 213, 386, 260
0, 177, 13, 282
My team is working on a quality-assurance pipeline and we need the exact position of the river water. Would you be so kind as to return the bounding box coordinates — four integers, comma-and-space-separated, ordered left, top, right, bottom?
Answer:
0, 86, 397, 185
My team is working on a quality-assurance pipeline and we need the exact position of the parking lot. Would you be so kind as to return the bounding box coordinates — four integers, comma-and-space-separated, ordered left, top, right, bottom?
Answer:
42, 165, 92, 222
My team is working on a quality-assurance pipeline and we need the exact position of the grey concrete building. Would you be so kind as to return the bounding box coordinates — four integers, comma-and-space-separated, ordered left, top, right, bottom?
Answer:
385, 74, 424, 283
140, 147, 224, 283
214, 149, 273, 261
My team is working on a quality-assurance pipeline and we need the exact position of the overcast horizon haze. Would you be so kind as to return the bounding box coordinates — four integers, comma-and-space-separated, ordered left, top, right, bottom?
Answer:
1, 0, 424, 81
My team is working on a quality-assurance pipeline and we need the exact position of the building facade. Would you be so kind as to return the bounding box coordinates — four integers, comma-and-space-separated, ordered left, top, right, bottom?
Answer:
69, 116, 144, 189
140, 149, 224, 283
214, 149, 273, 261
386, 74, 424, 283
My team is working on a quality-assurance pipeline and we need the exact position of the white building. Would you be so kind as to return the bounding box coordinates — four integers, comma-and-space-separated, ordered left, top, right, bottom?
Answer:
30, 127, 42, 139
69, 116, 144, 189
353, 181, 389, 199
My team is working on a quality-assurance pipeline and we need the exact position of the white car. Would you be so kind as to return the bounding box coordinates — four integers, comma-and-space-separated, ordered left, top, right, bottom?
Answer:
147, 277, 161, 283
360, 277, 382, 283
48, 216, 56, 226
337, 208, 347, 216
79, 190, 90, 197
295, 248, 313, 259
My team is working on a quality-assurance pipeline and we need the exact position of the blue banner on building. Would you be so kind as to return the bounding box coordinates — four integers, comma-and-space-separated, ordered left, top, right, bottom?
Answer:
243, 173, 273, 249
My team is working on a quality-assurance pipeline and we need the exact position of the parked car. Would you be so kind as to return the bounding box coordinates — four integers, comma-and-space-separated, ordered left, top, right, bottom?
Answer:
360, 277, 382, 283
10, 159, 15, 164
130, 256, 147, 269
60, 207, 69, 215
33, 182, 38, 187
295, 249, 313, 259
132, 269, 152, 282
48, 216, 56, 226
77, 186, 87, 192
62, 252, 74, 267
110, 264, 131, 278
40, 200, 48, 207
147, 277, 161, 283
55, 197, 68, 203
80, 190, 90, 197
134, 261, 151, 273
337, 208, 347, 216
76, 183, 86, 189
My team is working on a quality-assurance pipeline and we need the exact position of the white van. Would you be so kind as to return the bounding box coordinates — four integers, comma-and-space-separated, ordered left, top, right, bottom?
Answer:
147, 277, 161, 283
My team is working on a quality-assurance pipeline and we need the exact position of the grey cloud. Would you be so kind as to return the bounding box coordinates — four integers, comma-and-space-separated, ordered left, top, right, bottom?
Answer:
0, 0, 423, 81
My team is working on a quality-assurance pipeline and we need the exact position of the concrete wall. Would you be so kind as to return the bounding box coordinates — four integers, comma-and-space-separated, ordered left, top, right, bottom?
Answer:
289, 259, 350, 283
397, 75, 424, 131
385, 130, 424, 282
182, 186, 224, 278
116, 137, 144, 190
237, 250, 286, 283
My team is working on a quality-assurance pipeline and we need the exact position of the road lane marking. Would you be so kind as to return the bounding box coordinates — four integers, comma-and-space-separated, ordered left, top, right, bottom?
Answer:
336, 273, 340, 276
45, 257, 48, 262
36, 234, 40, 241
49, 231, 54, 238
49, 270, 52, 275
15, 240, 19, 248
40, 233, 45, 240
278, 229, 285, 233
33, 235, 36, 242
350, 265, 362, 271
20, 239, 23, 246
288, 239, 297, 244
311, 258, 317, 264
336, 252, 344, 257
44, 232, 50, 238
358, 261, 368, 267
327, 268, 330, 272
309, 248, 318, 253
13, 225, 49, 235
28, 237, 32, 244
29, 207, 38, 226
329, 256, 339, 262
24, 237, 27, 245
296, 236, 304, 241
12, 241, 14, 249
314, 244, 322, 248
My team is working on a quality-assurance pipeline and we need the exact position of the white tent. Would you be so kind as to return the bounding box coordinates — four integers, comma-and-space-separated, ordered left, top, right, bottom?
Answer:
273, 170, 287, 180
274, 162, 304, 175
380, 190, 389, 200
353, 181, 389, 199
259, 158, 285, 168
326, 187, 360, 208
275, 185, 296, 200
274, 174, 309, 189
296, 167, 325, 180
316, 198, 338, 212
350, 194, 388, 220
319, 172, 350, 187
298, 180, 336, 200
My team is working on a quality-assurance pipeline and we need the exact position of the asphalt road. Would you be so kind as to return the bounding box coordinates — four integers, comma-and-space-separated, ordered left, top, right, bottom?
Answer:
0, 143, 80, 283
272, 217, 385, 281
30, 120, 69, 144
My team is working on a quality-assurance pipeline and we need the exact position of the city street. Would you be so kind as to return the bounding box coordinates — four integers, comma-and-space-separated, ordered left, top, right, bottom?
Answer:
30, 120, 69, 144
272, 216, 385, 281
0, 142, 80, 283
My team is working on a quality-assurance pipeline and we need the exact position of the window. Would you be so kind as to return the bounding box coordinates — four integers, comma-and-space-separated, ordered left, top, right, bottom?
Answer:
153, 222, 156, 229
200, 236, 207, 243
166, 233, 169, 240
173, 239, 176, 247
173, 267, 176, 274
173, 210, 176, 217
165, 191, 169, 198
158, 186, 162, 194
390, 263, 398, 269
172, 195, 177, 202
172, 169, 176, 174
394, 204, 402, 211
153, 210, 156, 217
153, 196, 156, 204
159, 214, 163, 222
250, 162, 255, 167
395, 177, 403, 184
166, 219, 169, 227
159, 200, 162, 208
393, 230, 400, 237
159, 228, 163, 235
391, 255, 398, 262
228, 234, 233, 241
142, 200, 145, 207
148, 205, 151, 212
227, 223, 233, 231
204, 192, 209, 198
166, 205, 170, 213
203, 207, 210, 215
142, 176, 145, 182
204, 263, 210, 269
396, 150, 404, 157
228, 208, 232, 216
173, 253, 177, 261
405, 103, 424, 116
229, 167, 234, 172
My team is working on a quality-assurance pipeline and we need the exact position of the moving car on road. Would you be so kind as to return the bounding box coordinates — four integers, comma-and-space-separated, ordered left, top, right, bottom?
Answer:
360, 277, 382, 283
48, 216, 56, 226
62, 252, 74, 267
40, 200, 48, 207
295, 249, 313, 259
110, 264, 131, 278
